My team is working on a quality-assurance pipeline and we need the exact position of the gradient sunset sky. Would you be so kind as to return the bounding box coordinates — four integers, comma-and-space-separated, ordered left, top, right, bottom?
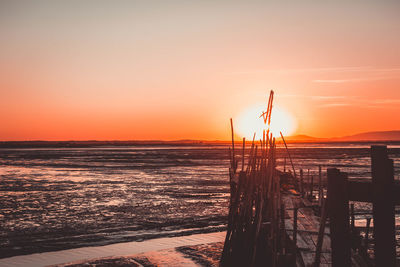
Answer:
1, 1, 399, 141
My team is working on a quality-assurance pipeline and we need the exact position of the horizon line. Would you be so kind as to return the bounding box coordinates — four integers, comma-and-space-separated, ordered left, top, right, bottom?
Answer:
2, 129, 400, 143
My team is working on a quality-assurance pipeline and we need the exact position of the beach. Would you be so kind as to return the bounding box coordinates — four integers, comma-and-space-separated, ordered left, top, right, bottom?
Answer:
2, 143, 400, 265
0, 231, 225, 267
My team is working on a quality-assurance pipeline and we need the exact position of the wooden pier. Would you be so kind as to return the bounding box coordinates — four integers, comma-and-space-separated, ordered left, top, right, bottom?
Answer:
221, 135, 399, 266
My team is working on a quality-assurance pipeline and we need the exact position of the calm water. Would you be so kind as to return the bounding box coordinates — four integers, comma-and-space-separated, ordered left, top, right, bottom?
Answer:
1, 143, 400, 258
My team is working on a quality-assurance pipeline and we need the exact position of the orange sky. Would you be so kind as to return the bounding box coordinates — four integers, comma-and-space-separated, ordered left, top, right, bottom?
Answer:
0, 1, 400, 141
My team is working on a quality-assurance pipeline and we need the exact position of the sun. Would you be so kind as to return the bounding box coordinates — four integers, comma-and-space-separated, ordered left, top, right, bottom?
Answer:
235, 104, 297, 140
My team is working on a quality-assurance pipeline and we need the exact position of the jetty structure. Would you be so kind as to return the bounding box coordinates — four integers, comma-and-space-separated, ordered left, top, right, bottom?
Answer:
220, 91, 399, 266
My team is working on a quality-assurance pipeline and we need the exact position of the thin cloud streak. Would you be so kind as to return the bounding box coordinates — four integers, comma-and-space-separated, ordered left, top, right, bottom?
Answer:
319, 103, 352, 108
311, 96, 347, 100
279, 94, 400, 109
313, 71, 400, 83
279, 95, 400, 107
278, 94, 351, 100
318, 98, 400, 109
312, 79, 351, 83
229, 66, 400, 75
372, 99, 400, 104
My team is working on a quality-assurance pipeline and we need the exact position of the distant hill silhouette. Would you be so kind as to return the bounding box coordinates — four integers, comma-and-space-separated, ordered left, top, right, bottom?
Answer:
283, 130, 400, 142
2, 131, 400, 147
332, 130, 400, 141
281, 134, 324, 142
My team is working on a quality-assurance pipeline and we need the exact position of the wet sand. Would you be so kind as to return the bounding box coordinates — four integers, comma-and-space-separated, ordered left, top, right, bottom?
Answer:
3, 144, 395, 258
54, 242, 224, 267
0, 231, 225, 267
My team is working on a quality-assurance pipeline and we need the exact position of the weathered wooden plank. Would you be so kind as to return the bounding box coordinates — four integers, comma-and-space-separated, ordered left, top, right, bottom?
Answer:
300, 209, 320, 228
286, 228, 328, 235
285, 218, 320, 252
301, 251, 315, 267
300, 251, 331, 267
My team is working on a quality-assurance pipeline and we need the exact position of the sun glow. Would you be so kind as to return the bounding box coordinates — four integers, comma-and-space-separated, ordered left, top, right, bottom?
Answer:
235, 104, 297, 140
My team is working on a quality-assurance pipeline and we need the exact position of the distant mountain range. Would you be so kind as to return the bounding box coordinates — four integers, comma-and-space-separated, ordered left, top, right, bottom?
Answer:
2, 131, 400, 148
285, 130, 400, 142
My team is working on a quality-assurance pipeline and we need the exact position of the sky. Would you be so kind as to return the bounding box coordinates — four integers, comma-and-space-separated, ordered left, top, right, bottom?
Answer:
0, 1, 399, 141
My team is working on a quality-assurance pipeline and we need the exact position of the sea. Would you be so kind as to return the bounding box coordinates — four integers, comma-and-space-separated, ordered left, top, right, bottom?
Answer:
1, 142, 400, 259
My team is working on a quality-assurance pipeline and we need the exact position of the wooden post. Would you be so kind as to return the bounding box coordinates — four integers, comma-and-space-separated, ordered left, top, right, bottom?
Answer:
307, 169, 310, 197
327, 168, 351, 267
293, 207, 298, 246
310, 175, 314, 200
284, 157, 286, 173
371, 145, 396, 267
280, 132, 297, 185
300, 169, 304, 196
314, 197, 328, 267
230, 118, 236, 172
350, 203, 355, 232
318, 166, 322, 206
365, 217, 371, 246
280, 203, 286, 254
242, 137, 245, 171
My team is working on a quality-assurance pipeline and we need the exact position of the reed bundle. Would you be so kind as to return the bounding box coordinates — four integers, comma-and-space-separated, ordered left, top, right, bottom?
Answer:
221, 91, 287, 267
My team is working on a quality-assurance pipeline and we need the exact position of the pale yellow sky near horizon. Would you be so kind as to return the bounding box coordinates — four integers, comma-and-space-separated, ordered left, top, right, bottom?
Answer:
0, 1, 400, 141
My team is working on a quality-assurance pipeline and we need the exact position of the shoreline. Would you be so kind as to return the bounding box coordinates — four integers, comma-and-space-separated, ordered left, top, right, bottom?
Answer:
0, 231, 226, 267
2, 139, 400, 149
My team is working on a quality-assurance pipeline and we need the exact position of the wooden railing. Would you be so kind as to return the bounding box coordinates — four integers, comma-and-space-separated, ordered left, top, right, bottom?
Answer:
327, 145, 397, 267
